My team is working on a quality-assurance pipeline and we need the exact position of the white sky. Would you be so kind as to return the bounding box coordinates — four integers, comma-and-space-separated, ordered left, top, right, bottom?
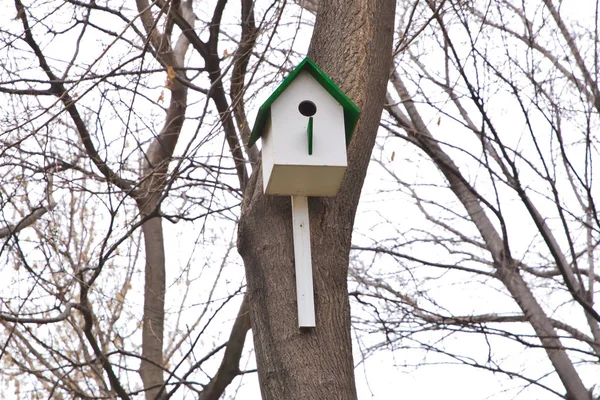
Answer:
1, 1, 599, 399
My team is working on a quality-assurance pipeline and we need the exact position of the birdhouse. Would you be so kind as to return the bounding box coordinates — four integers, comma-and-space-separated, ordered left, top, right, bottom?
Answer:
248, 57, 360, 197
248, 58, 360, 328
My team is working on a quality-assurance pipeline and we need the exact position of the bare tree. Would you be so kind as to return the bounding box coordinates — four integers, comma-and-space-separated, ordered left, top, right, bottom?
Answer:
1, 0, 257, 398
352, 0, 600, 399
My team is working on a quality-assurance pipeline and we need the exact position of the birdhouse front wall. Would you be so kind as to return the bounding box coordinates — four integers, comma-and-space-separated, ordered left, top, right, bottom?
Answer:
261, 71, 348, 197
270, 71, 347, 166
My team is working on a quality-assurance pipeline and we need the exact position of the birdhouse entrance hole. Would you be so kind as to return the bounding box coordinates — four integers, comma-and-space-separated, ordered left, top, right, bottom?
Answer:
298, 100, 317, 156
298, 100, 317, 116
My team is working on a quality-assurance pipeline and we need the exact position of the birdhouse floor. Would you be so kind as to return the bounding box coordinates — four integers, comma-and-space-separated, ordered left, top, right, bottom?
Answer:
264, 164, 346, 197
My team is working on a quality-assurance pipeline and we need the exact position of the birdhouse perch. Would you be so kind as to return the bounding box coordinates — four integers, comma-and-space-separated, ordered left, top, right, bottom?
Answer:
248, 57, 360, 327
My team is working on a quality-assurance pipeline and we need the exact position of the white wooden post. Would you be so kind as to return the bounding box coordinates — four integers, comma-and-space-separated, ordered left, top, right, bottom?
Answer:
291, 195, 316, 327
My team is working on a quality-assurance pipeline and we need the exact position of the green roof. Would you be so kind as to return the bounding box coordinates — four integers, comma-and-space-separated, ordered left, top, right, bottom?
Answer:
247, 57, 360, 148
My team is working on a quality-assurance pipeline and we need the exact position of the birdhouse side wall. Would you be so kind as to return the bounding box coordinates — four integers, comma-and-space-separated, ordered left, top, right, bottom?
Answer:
261, 116, 275, 194
270, 71, 347, 167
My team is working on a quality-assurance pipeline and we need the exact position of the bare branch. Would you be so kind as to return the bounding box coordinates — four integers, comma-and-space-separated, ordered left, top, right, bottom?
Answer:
199, 296, 251, 400
0, 204, 55, 239
14, 0, 134, 192
0, 303, 78, 324
231, 0, 260, 165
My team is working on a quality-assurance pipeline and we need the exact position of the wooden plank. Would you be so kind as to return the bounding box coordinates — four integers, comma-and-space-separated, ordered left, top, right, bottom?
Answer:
291, 195, 316, 327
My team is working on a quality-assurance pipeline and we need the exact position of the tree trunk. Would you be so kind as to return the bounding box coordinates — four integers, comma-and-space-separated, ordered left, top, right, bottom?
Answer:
132, 2, 194, 397
237, 1, 395, 399
138, 204, 167, 400
390, 72, 592, 400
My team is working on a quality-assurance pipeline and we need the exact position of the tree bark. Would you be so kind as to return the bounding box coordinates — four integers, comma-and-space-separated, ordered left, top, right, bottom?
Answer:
237, 1, 395, 399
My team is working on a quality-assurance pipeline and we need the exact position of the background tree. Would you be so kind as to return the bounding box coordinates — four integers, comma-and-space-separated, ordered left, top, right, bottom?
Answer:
1, 0, 257, 398
352, 0, 600, 399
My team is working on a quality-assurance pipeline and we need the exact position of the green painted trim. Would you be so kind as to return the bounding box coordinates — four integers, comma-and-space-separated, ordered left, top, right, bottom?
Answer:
307, 116, 313, 155
248, 57, 360, 148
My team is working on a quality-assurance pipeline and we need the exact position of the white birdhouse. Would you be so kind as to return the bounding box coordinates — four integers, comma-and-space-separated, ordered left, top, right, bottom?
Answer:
248, 57, 360, 328
248, 57, 360, 197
